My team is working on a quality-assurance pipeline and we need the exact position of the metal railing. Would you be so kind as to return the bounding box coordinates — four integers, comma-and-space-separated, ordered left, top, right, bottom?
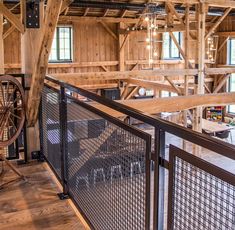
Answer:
39, 75, 235, 230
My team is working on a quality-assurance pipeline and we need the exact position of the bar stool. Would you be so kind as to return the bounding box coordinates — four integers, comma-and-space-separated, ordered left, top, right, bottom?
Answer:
110, 165, 123, 183
75, 174, 89, 189
93, 168, 105, 185
130, 161, 142, 177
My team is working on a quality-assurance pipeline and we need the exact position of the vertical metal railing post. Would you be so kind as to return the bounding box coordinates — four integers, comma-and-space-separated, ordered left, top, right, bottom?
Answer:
145, 135, 152, 230
58, 86, 69, 199
22, 74, 28, 163
38, 100, 45, 161
153, 128, 166, 230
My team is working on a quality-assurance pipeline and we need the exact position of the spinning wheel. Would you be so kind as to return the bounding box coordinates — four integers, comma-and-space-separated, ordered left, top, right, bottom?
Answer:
0, 75, 26, 188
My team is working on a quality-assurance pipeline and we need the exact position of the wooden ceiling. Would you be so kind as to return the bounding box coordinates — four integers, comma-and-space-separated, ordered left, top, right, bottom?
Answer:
3, 0, 235, 21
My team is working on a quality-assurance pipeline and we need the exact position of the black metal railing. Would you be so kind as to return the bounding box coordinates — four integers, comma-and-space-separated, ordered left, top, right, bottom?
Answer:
39, 75, 235, 230
39, 82, 152, 229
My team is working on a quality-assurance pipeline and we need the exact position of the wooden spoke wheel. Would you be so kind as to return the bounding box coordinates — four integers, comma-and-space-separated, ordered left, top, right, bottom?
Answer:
0, 75, 25, 148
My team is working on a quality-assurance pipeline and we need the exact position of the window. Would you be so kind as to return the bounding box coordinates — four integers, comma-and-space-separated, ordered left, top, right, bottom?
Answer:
49, 26, 73, 62
163, 32, 181, 59
228, 38, 235, 65
228, 74, 235, 113
161, 91, 178, 97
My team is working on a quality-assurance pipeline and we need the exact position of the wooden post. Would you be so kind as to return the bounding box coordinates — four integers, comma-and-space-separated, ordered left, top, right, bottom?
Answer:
21, 0, 44, 157
183, 5, 190, 150
118, 22, 125, 71
193, 3, 206, 134
27, 0, 63, 126
0, 0, 4, 74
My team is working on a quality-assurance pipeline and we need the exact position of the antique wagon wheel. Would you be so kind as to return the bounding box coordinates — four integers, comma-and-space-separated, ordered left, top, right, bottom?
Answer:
0, 75, 25, 148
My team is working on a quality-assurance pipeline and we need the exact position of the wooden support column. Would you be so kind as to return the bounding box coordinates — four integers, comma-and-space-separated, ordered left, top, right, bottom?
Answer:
183, 5, 190, 150
194, 3, 206, 134
0, 1, 4, 74
27, 0, 63, 126
119, 22, 125, 71
21, 0, 44, 156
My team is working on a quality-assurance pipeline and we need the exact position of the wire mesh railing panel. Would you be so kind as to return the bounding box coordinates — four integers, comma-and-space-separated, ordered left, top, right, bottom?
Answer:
41, 86, 62, 181
66, 100, 148, 230
168, 145, 235, 230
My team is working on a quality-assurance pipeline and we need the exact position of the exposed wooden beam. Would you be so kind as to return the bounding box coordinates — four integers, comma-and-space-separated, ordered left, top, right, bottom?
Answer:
206, 68, 235, 75
216, 31, 235, 36
50, 68, 235, 83
217, 36, 230, 53
27, 0, 63, 126
103, 9, 109, 17
166, 2, 196, 39
119, 22, 125, 71
100, 65, 109, 72
90, 92, 235, 117
164, 76, 182, 95
121, 83, 130, 100
205, 7, 232, 40
99, 21, 118, 40
83, 7, 89, 16
213, 74, 230, 93
127, 78, 186, 95
119, 33, 129, 52
120, 9, 127, 18
169, 31, 194, 68
125, 86, 139, 100
0, 2, 24, 33
10, 2, 20, 11
59, 16, 142, 24
3, 25, 15, 40
61, 0, 73, 13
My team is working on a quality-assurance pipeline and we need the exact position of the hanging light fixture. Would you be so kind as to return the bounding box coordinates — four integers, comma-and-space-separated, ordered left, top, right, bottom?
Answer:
206, 36, 216, 63
141, 3, 163, 68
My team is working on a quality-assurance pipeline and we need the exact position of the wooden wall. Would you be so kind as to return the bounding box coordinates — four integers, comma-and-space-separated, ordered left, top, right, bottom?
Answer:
217, 16, 235, 65
3, 20, 197, 77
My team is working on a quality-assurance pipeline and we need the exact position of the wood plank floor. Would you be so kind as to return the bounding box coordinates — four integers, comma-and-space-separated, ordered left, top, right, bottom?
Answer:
0, 161, 86, 230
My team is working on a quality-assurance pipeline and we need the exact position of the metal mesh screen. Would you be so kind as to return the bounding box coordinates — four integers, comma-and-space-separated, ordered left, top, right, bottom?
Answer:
168, 146, 235, 230
66, 100, 148, 230
41, 86, 62, 180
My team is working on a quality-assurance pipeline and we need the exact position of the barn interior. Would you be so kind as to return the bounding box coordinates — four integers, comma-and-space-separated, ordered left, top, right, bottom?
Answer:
0, 0, 235, 229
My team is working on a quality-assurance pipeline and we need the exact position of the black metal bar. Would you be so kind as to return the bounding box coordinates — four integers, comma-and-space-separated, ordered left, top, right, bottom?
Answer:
14, 89, 19, 159
38, 99, 44, 161
66, 94, 151, 141
45, 75, 235, 161
145, 135, 152, 230
153, 128, 165, 230
22, 73, 28, 163
59, 86, 69, 197
167, 145, 235, 230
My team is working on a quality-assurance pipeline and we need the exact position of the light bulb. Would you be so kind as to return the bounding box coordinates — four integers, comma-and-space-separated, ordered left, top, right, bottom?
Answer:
206, 51, 209, 55
146, 38, 150, 43
153, 30, 157, 36
151, 24, 155, 28
145, 16, 149, 22
132, 27, 135, 31
154, 51, 158, 56
147, 45, 151, 50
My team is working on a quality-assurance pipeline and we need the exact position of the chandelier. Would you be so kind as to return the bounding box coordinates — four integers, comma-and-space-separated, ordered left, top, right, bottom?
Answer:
141, 3, 163, 67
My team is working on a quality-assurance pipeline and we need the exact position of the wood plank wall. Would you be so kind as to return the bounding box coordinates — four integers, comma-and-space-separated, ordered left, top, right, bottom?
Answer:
3, 20, 197, 79
217, 16, 235, 65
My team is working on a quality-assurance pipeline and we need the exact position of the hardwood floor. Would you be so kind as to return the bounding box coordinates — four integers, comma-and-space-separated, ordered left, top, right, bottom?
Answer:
0, 161, 86, 230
